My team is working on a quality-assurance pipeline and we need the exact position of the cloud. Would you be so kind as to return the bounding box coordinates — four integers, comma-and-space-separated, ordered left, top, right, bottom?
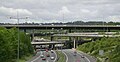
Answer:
0, 6, 32, 16
107, 16, 120, 22
0, 0, 120, 23
58, 6, 72, 14
81, 9, 90, 13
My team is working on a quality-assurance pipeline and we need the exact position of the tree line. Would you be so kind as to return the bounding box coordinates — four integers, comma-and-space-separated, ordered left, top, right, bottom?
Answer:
1, 21, 120, 25
0, 27, 33, 62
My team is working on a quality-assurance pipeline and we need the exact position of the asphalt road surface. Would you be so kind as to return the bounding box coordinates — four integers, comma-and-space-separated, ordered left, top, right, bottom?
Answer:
28, 50, 57, 62
63, 49, 96, 62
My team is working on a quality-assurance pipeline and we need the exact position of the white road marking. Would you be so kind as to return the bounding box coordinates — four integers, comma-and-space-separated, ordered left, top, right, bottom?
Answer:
53, 51, 57, 62
31, 51, 43, 62
77, 52, 91, 62
31, 55, 40, 62
85, 57, 91, 62
62, 51, 68, 62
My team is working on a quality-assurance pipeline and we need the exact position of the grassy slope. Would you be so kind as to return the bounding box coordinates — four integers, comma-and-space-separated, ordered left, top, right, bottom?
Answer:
56, 51, 66, 62
77, 37, 120, 62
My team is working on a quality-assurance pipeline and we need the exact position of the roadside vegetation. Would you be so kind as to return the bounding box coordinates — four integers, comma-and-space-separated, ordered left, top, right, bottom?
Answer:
0, 27, 34, 62
77, 37, 120, 62
56, 51, 66, 62
19, 55, 33, 62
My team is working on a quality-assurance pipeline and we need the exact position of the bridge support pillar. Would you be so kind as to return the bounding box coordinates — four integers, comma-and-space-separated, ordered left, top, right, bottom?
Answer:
69, 37, 72, 41
68, 29, 72, 42
30, 35, 32, 41
51, 36, 53, 41
33, 45, 37, 51
52, 45, 55, 50
69, 29, 72, 33
32, 29, 35, 41
49, 45, 52, 49
73, 37, 76, 49
76, 37, 79, 47
23, 29, 26, 33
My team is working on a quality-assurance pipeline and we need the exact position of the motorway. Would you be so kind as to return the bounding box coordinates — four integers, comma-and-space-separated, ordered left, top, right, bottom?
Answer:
28, 50, 57, 62
28, 49, 96, 62
63, 49, 96, 62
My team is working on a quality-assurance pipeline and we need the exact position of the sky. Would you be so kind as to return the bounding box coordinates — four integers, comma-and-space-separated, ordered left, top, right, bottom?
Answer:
0, 0, 120, 23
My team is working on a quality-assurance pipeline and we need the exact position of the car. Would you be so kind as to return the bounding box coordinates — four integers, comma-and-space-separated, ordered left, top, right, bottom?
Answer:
73, 54, 76, 56
81, 55, 85, 58
40, 51, 44, 54
40, 55, 44, 58
46, 49, 48, 52
81, 54, 84, 58
51, 50, 54, 53
50, 57, 55, 60
73, 51, 77, 56
42, 57, 46, 60
46, 54, 50, 57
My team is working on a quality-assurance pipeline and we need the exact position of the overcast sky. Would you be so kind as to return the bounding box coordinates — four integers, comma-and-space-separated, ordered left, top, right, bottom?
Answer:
0, 0, 120, 23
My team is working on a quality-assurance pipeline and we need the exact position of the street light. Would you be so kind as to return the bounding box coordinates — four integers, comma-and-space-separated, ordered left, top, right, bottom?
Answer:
9, 13, 28, 62
103, 21, 105, 32
60, 28, 63, 50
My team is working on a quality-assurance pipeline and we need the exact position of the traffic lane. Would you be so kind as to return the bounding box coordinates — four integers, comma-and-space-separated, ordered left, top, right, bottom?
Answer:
27, 51, 42, 62
77, 52, 89, 62
31, 50, 56, 62
63, 49, 86, 62
77, 51, 96, 62
46, 51, 56, 62
33, 51, 45, 62
63, 50, 75, 62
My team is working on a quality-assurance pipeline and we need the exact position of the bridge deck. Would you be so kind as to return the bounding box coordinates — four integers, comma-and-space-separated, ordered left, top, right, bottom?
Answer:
52, 34, 120, 37
31, 41, 65, 45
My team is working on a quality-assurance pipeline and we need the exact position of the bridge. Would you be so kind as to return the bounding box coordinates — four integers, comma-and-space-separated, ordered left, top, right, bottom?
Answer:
31, 41, 65, 45
0, 25, 120, 30
31, 39, 65, 50
30, 32, 120, 51
52, 33, 120, 38
31, 38, 65, 45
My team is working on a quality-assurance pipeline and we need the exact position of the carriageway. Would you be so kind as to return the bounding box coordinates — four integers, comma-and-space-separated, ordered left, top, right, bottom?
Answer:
31, 39, 65, 51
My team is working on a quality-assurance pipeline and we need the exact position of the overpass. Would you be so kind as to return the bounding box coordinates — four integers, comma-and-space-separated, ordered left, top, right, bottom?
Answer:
51, 33, 120, 48
31, 39, 65, 50
31, 38, 65, 45
52, 34, 120, 38
31, 41, 65, 45
0, 25, 120, 31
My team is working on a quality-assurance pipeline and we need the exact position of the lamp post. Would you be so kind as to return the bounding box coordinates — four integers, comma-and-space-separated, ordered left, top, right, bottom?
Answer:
9, 12, 28, 62
60, 28, 63, 50
103, 21, 105, 32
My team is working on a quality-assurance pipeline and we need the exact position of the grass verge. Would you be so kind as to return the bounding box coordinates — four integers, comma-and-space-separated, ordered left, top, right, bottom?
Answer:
56, 51, 66, 62
19, 54, 33, 62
